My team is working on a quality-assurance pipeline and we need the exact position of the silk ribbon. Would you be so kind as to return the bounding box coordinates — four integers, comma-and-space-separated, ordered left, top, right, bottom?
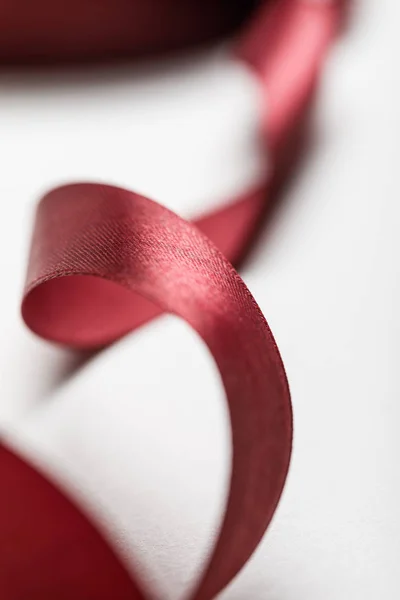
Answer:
0, 1, 343, 598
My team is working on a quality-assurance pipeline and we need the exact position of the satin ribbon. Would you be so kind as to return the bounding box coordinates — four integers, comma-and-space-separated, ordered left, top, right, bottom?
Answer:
0, 1, 343, 598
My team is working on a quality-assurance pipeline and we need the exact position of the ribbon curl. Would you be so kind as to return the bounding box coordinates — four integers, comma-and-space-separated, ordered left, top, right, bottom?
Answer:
0, 1, 343, 598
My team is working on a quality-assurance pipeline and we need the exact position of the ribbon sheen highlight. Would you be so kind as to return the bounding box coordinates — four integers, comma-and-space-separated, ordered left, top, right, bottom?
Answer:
0, 1, 343, 598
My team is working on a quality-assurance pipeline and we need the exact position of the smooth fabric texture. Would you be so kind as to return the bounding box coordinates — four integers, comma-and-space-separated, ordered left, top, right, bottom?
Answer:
0, 1, 343, 598
0, 0, 257, 63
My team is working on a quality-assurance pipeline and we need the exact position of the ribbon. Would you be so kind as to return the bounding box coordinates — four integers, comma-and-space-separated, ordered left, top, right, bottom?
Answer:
0, 1, 343, 598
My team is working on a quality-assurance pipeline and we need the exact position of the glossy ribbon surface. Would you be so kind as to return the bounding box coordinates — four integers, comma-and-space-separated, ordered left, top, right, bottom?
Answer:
0, 1, 343, 598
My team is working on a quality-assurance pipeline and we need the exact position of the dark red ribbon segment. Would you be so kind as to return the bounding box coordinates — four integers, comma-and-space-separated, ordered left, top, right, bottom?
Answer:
19, 183, 292, 600
0, 1, 343, 598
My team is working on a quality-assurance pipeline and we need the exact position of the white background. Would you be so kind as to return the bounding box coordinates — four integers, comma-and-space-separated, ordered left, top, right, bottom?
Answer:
0, 0, 399, 598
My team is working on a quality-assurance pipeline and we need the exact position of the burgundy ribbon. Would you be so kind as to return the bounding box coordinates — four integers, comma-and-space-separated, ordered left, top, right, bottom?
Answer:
0, 1, 343, 598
